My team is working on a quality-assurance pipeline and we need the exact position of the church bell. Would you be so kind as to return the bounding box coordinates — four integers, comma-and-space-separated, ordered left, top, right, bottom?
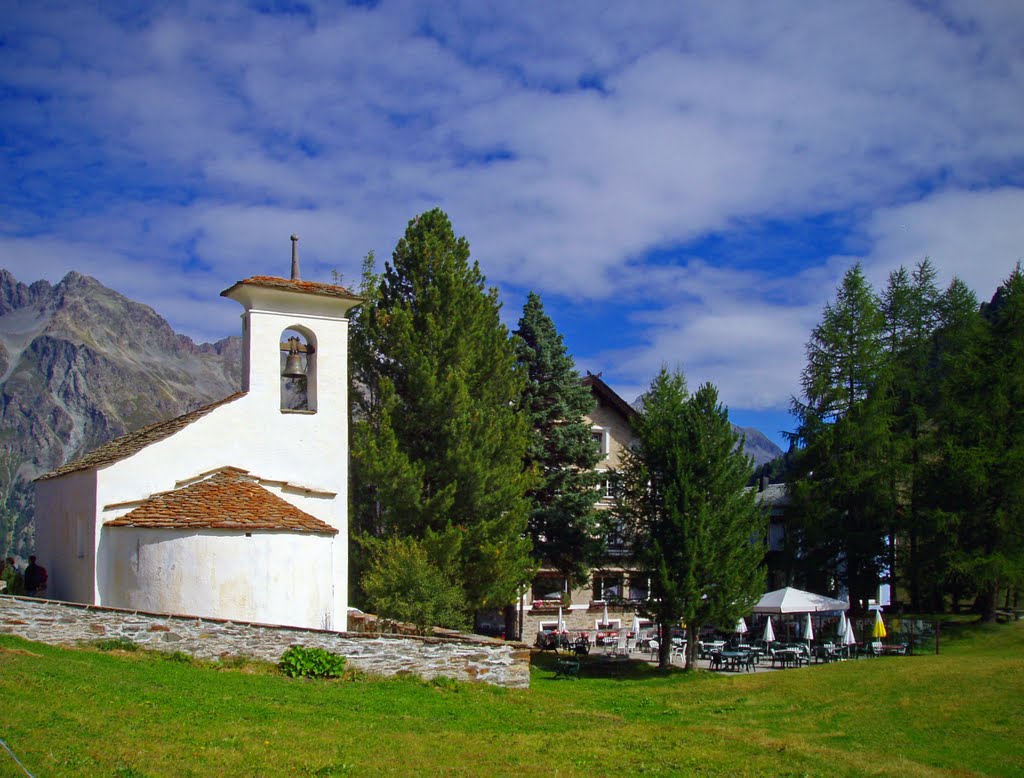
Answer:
282, 337, 306, 378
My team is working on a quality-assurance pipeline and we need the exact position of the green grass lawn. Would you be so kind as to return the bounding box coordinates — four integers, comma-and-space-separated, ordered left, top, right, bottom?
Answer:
1, 619, 1021, 777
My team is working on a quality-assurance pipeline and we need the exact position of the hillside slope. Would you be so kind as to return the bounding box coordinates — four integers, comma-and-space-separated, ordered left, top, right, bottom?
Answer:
0, 269, 241, 557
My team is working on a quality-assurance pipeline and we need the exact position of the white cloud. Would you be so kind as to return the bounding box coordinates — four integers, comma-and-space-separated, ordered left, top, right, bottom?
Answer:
861, 188, 1024, 301
2, 1, 1024, 416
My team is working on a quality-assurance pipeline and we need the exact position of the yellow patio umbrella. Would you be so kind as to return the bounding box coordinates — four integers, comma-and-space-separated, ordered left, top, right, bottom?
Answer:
872, 609, 887, 639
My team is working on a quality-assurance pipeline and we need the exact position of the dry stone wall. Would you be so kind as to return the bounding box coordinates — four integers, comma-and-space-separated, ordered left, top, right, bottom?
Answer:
0, 595, 530, 688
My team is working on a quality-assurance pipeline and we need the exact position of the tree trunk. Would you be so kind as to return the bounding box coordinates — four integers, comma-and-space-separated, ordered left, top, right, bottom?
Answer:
659, 622, 672, 671
684, 622, 699, 672
978, 582, 999, 623
503, 604, 518, 642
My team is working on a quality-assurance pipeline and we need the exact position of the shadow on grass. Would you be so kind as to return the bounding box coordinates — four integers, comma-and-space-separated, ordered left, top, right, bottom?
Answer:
530, 649, 691, 682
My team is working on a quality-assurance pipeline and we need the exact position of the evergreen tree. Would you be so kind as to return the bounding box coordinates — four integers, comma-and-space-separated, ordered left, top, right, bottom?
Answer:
880, 260, 941, 608
616, 369, 764, 671
789, 264, 892, 608
513, 292, 602, 583
920, 277, 987, 610
361, 535, 470, 633
350, 209, 535, 619
969, 266, 1024, 618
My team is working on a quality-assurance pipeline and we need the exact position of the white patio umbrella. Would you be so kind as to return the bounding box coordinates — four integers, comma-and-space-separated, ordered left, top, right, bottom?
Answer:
631, 613, 641, 634
735, 617, 749, 635
753, 587, 850, 614
843, 617, 857, 646
603, 602, 610, 628
836, 611, 848, 641
557, 605, 564, 633
804, 612, 814, 643
763, 616, 776, 642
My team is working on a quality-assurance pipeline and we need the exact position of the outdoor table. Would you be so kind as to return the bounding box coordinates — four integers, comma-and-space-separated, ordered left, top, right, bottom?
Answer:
879, 644, 908, 655
813, 645, 840, 663
772, 649, 804, 669
718, 650, 753, 672
699, 640, 726, 658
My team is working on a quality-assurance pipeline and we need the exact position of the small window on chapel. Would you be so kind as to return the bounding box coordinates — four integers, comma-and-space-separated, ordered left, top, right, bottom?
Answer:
281, 327, 317, 412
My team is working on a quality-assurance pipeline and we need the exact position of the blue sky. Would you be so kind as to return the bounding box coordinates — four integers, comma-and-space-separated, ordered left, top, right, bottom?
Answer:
3, 1, 1024, 449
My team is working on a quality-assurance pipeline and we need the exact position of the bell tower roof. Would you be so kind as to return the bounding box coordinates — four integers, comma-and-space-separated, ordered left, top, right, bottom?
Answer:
220, 275, 362, 302
220, 275, 363, 322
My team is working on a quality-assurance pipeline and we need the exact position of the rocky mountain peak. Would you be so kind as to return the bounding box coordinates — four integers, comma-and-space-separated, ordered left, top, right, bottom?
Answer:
0, 269, 241, 558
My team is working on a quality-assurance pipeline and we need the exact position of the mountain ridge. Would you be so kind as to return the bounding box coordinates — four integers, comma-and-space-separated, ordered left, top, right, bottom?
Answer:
1, 268, 784, 558
0, 268, 241, 557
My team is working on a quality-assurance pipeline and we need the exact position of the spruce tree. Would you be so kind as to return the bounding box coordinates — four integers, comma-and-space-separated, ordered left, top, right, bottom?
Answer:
513, 292, 602, 583
350, 209, 535, 620
616, 369, 764, 671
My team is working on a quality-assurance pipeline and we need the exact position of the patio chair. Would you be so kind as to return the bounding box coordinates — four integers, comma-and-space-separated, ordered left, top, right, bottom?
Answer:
648, 639, 660, 662
708, 650, 723, 671
670, 640, 686, 665
612, 631, 629, 656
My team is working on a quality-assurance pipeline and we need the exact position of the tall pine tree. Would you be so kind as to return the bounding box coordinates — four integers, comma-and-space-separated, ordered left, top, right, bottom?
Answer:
919, 277, 987, 610
790, 264, 892, 608
971, 266, 1024, 618
513, 292, 602, 584
350, 209, 535, 622
616, 369, 764, 671
880, 260, 941, 608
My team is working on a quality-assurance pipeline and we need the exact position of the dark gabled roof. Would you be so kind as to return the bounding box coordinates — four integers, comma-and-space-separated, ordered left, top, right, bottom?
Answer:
36, 392, 247, 482
105, 467, 337, 535
220, 275, 362, 302
582, 373, 638, 421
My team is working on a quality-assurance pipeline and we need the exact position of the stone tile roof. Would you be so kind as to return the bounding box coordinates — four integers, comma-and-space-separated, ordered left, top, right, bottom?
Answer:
756, 483, 790, 506
105, 467, 337, 535
36, 392, 247, 482
221, 275, 362, 301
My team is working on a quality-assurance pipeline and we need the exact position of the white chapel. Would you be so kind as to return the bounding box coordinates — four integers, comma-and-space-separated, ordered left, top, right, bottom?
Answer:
34, 239, 362, 631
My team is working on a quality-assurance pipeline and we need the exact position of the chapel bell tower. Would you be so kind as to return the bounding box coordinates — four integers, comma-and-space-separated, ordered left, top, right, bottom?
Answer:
220, 236, 363, 416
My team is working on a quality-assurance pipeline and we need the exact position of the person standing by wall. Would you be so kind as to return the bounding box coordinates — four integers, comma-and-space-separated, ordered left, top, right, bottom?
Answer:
23, 555, 46, 597
1, 557, 24, 596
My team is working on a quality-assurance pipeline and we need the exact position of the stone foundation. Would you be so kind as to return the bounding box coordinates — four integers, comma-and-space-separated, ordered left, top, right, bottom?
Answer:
0, 595, 530, 688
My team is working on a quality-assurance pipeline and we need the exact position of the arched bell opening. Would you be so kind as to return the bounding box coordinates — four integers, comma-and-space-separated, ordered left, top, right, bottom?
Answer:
280, 326, 317, 412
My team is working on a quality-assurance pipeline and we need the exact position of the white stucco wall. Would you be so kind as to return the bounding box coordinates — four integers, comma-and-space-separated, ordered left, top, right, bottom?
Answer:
35, 469, 97, 604
97, 527, 337, 629
41, 281, 358, 631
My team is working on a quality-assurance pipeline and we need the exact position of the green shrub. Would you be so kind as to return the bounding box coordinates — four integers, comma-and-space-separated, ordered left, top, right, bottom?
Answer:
360, 535, 470, 633
91, 638, 139, 652
278, 646, 347, 679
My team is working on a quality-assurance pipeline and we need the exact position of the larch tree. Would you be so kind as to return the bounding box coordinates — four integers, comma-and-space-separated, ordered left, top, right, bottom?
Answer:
969, 266, 1024, 619
789, 264, 893, 609
919, 277, 988, 611
616, 369, 764, 671
350, 209, 536, 626
513, 292, 602, 585
880, 260, 941, 608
